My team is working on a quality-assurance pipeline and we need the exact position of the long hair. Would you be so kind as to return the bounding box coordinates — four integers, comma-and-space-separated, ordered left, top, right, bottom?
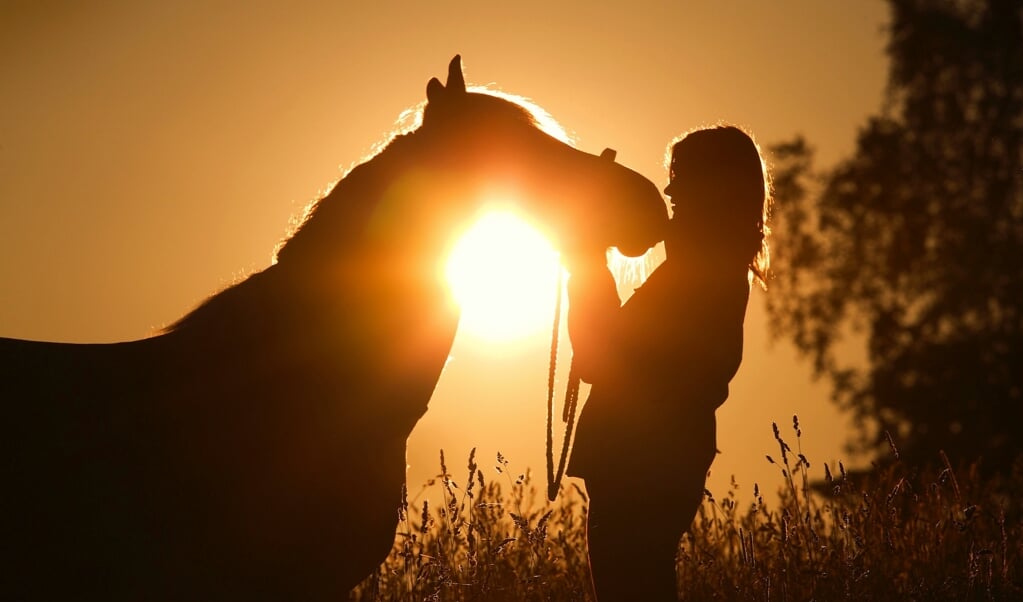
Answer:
665, 125, 772, 288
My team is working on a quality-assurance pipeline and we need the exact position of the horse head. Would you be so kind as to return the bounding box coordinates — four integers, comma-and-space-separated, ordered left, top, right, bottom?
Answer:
278, 56, 667, 280
416, 55, 668, 263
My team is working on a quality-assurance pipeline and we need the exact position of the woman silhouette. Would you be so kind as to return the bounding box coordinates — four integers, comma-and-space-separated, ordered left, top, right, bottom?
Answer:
565, 125, 771, 601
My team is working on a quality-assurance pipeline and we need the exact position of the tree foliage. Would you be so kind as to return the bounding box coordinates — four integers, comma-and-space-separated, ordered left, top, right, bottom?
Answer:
766, 0, 1023, 469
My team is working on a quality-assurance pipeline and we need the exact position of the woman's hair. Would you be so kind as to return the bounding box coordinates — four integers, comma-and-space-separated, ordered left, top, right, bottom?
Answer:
665, 125, 772, 288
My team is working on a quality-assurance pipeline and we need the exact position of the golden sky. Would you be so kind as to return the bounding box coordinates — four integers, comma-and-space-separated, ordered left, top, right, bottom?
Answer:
0, 1, 888, 502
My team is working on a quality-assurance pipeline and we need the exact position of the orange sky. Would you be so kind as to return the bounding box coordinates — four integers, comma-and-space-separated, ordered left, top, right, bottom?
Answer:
0, 1, 889, 503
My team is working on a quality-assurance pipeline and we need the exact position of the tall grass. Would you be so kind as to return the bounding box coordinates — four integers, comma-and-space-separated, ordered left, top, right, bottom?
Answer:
679, 418, 1023, 600
352, 449, 591, 601
352, 420, 1023, 600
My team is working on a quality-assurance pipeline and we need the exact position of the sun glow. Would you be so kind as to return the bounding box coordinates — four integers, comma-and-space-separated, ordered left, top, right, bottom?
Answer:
446, 210, 562, 343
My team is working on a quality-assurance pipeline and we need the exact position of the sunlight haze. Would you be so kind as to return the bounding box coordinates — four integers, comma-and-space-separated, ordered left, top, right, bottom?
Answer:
446, 210, 562, 343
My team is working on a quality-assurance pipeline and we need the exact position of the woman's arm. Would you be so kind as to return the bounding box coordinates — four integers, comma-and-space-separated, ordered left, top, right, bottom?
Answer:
565, 252, 621, 384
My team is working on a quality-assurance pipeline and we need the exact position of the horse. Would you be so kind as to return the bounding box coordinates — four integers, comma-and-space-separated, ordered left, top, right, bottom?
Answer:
0, 56, 668, 600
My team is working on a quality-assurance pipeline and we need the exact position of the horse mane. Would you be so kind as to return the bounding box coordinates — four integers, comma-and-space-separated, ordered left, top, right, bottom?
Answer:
168, 88, 562, 335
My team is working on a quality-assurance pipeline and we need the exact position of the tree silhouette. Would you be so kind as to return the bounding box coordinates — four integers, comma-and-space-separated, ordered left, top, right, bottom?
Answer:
766, 0, 1023, 470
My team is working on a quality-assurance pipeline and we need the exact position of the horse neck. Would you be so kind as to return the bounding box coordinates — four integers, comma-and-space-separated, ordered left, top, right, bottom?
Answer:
280, 132, 422, 262
169, 129, 461, 348
279, 128, 484, 284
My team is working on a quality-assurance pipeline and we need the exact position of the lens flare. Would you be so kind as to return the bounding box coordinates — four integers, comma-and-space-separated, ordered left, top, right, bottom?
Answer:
446, 210, 562, 342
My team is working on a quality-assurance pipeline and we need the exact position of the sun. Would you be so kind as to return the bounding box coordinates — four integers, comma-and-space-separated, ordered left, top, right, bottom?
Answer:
445, 210, 562, 343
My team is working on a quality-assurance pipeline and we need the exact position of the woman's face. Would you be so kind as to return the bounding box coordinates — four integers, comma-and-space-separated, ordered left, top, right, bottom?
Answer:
663, 157, 681, 199
664, 154, 689, 216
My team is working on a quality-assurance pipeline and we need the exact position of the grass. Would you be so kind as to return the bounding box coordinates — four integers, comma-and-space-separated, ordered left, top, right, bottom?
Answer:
352, 419, 1023, 600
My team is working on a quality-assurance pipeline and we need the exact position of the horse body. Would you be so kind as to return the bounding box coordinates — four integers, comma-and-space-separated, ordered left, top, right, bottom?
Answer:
4, 266, 443, 599
1, 56, 667, 599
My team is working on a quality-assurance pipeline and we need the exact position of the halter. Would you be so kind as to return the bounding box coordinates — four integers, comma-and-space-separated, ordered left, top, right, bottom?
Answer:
545, 265, 582, 502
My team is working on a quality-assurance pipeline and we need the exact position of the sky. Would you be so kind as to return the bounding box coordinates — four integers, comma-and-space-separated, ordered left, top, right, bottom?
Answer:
0, 1, 889, 504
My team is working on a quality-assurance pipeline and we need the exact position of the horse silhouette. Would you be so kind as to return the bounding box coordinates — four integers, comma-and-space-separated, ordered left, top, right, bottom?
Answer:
0, 56, 667, 600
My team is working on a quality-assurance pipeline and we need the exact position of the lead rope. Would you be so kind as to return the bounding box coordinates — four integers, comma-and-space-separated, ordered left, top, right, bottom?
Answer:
546, 266, 583, 502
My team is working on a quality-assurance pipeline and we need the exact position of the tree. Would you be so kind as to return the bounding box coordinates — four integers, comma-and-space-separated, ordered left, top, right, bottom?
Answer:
766, 0, 1023, 470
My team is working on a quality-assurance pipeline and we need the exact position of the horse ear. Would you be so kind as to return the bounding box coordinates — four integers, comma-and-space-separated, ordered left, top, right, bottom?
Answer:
600, 148, 618, 162
446, 55, 466, 95
426, 77, 445, 104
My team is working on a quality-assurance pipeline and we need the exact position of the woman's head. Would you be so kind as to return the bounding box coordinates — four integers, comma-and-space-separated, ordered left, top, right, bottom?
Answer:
664, 125, 771, 287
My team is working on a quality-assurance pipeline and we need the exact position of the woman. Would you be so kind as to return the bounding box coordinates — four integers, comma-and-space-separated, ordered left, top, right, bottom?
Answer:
565, 125, 771, 600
